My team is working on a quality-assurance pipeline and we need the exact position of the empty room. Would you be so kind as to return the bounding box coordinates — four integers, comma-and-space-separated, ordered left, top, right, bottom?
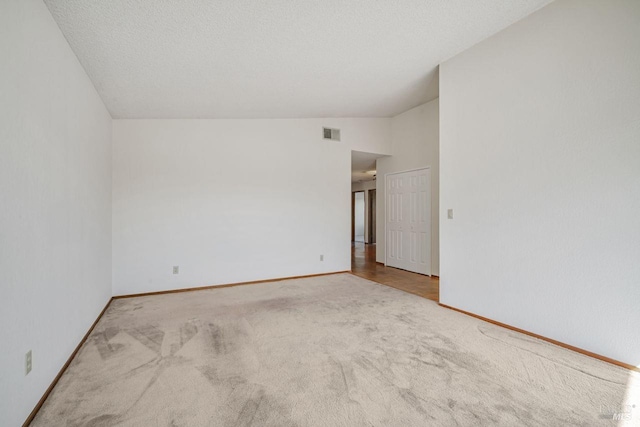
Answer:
2, 0, 639, 425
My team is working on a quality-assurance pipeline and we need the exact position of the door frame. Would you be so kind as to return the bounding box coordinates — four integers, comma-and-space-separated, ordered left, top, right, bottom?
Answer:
351, 192, 355, 242
368, 188, 376, 244
384, 166, 431, 274
352, 190, 365, 243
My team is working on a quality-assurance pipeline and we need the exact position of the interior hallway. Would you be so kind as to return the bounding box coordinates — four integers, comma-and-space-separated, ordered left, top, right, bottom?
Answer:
351, 242, 439, 302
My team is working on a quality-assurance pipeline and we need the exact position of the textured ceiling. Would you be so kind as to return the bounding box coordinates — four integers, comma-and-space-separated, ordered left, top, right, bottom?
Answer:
44, 0, 552, 119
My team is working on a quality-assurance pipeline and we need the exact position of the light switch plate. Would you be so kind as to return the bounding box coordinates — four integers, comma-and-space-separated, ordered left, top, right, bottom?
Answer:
447, 209, 454, 219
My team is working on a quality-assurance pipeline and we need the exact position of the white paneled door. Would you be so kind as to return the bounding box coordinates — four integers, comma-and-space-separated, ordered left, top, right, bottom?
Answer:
386, 168, 431, 275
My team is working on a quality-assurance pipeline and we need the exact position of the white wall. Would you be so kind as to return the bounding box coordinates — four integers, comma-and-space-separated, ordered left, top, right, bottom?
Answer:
440, 0, 640, 365
0, 1, 113, 425
376, 99, 440, 275
112, 119, 390, 295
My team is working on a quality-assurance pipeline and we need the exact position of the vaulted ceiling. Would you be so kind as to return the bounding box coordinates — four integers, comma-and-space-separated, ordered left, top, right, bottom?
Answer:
44, 0, 552, 119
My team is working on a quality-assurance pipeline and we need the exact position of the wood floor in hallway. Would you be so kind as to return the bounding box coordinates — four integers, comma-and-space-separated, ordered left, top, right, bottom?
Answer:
351, 242, 439, 302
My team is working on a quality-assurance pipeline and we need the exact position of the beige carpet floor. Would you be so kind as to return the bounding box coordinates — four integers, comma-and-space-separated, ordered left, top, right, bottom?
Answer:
32, 273, 639, 426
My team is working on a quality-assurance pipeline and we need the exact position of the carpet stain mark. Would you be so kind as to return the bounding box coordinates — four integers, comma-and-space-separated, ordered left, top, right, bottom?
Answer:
408, 355, 453, 385
363, 323, 379, 334
92, 327, 125, 360
206, 320, 257, 359
227, 295, 310, 318
339, 363, 351, 395
354, 354, 400, 388
428, 346, 487, 375
329, 357, 360, 404
127, 324, 165, 355
476, 325, 627, 385
198, 365, 219, 385
394, 312, 417, 326
197, 365, 247, 391
180, 321, 197, 347
234, 389, 265, 427
169, 321, 198, 356
399, 389, 434, 419
208, 323, 225, 355
226, 386, 299, 427
419, 331, 458, 350
408, 344, 448, 367
126, 356, 160, 377
112, 327, 194, 421
257, 296, 299, 312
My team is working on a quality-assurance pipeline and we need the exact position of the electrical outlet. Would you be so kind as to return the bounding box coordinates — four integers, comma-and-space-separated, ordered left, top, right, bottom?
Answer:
447, 209, 454, 219
173, 266, 179, 274
25, 350, 32, 375
320, 255, 324, 261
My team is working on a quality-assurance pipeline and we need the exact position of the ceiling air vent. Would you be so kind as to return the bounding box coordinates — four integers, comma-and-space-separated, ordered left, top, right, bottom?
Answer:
323, 127, 341, 141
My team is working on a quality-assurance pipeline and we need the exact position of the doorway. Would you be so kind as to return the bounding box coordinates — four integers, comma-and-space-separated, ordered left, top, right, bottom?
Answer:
385, 167, 431, 275
352, 191, 365, 242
